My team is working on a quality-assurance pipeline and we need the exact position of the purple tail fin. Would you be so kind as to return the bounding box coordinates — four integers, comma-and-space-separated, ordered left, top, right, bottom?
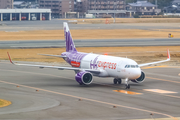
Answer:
63, 22, 77, 52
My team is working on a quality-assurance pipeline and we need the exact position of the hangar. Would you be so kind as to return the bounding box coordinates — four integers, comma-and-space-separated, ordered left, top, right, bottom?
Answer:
0, 9, 51, 21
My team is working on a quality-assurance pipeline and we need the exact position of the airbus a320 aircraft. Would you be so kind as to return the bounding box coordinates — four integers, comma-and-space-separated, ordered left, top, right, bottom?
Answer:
8, 22, 170, 89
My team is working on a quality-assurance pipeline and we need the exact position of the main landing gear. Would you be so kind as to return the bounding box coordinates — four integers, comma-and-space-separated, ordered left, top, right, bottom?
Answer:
113, 78, 130, 89
113, 78, 122, 84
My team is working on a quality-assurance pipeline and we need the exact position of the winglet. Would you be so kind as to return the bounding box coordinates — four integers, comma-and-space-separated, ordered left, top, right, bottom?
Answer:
167, 49, 170, 60
7, 52, 14, 64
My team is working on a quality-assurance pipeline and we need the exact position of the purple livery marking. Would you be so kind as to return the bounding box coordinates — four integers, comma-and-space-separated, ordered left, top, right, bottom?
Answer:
62, 52, 88, 67
90, 56, 99, 69
65, 31, 77, 52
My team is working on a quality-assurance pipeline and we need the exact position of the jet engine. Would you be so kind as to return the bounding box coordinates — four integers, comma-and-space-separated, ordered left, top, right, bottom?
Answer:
75, 71, 93, 85
131, 71, 145, 83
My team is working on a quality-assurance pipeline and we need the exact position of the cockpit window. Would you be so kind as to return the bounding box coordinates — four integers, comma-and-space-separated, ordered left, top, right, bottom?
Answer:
131, 65, 135, 68
125, 65, 139, 68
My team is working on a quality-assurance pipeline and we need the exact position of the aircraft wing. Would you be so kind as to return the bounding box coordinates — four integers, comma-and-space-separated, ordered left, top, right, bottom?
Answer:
38, 54, 67, 58
7, 52, 100, 74
139, 49, 170, 67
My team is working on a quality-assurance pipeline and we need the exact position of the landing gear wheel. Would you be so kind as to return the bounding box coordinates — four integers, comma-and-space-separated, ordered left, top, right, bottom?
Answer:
117, 79, 122, 84
113, 79, 118, 84
125, 84, 130, 89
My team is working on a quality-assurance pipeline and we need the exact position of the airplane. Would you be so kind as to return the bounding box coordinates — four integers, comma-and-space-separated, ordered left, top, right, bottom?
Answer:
7, 22, 171, 89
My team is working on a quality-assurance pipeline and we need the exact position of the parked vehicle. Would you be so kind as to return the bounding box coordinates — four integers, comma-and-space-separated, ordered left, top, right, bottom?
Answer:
32, 16, 36, 20
21, 16, 26, 20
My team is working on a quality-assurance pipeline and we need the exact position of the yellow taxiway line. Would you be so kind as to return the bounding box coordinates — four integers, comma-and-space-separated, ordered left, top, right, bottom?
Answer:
0, 99, 11, 108
142, 65, 180, 70
142, 65, 168, 69
128, 117, 180, 120
147, 77, 180, 84
113, 90, 142, 95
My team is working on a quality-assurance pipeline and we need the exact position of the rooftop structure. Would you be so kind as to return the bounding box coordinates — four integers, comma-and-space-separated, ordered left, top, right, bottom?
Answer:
128, 1, 156, 7
127, 0, 161, 15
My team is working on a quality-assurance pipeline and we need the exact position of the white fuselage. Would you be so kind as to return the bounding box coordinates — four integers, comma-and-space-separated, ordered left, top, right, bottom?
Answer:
80, 53, 141, 80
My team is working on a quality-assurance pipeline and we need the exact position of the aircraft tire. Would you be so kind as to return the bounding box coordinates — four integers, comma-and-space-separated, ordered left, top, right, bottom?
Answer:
113, 79, 118, 84
118, 79, 122, 84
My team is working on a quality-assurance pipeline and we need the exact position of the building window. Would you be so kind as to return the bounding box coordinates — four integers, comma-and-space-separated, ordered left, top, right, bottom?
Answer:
40, 1, 44, 3
45, 5, 51, 7
45, 1, 51, 3
52, 9, 59, 11
69, 5, 71, 8
69, 1, 71, 4
53, 5, 59, 7
52, 1, 59, 3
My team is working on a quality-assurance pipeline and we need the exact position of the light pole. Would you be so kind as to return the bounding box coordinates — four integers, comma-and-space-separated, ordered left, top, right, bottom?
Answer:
113, 1, 116, 23
155, 0, 157, 15
155, 0, 157, 7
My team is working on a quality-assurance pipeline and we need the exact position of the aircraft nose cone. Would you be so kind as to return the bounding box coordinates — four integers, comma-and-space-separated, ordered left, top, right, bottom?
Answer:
135, 68, 141, 78
130, 68, 141, 79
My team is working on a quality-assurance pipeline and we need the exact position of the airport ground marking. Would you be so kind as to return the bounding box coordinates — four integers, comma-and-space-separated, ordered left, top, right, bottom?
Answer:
147, 77, 180, 84
143, 89, 177, 94
0, 80, 177, 120
142, 65, 168, 69
113, 90, 142, 95
0, 99, 11, 108
128, 117, 180, 120
146, 72, 180, 80
163, 94, 180, 99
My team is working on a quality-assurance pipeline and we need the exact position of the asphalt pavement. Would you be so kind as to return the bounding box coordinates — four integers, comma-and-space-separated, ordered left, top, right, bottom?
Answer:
0, 62, 180, 120
0, 38, 180, 49
1, 19, 180, 31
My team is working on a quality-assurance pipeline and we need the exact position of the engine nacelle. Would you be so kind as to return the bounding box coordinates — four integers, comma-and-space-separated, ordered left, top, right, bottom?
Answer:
131, 71, 145, 83
75, 71, 93, 85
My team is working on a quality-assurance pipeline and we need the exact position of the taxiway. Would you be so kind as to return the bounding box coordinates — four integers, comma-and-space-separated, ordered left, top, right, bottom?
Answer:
0, 62, 179, 120
0, 38, 180, 49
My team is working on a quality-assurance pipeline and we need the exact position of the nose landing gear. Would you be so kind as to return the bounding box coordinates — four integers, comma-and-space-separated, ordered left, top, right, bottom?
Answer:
125, 78, 130, 89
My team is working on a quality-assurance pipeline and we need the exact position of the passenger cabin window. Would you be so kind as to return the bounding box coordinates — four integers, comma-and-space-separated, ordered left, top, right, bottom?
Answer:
125, 65, 139, 68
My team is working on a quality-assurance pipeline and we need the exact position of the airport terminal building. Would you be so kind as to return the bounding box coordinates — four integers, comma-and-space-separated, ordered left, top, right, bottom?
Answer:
0, 9, 51, 21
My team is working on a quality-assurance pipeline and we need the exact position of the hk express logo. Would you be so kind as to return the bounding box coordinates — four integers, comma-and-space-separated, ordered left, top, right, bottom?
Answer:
90, 56, 117, 70
90, 56, 99, 69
